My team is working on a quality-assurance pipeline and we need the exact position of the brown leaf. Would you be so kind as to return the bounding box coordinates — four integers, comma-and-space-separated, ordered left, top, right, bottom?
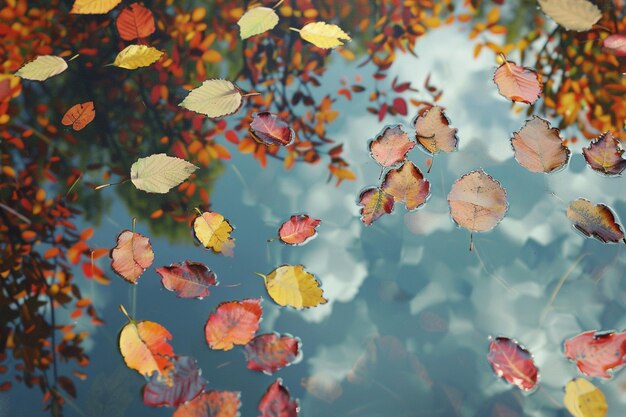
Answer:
381, 161, 430, 210
566, 199, 626, 244
582, 132, 626, 176
413, 106, 458, 154
511, 116, 570, 173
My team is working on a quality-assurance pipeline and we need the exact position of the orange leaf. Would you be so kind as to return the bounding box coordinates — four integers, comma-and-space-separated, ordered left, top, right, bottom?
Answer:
204, 298, 262, 351
381, 161, 430, 211
369, 125, 415, 167
413, 106, 458, 155
493, 60, 542, 104
116, 3, 156, 41
511, 116, 570, 173
61, 102, 95, 131
110, 230, 154, 284
278, 215, 321, 245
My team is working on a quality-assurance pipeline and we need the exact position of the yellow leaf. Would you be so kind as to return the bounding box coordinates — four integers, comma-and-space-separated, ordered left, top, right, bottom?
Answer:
193, 211, 235, 256
237, 6, 279, 39
537, 0, 601, 31
293, 22, 351, 49
564, 378, 607, 417
257, 265, 327, 309
15, 55, 68, 81
70, 0, 121, 14
179, 79, 244, 119
112, 45, 163, 70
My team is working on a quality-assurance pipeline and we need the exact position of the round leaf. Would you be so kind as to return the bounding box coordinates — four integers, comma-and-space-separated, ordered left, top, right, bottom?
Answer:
204, 298, 262, 351
493, 60, 542, 104
511, 116, 570, 173
116, 3, 156, 41
258, 265, 327, 309
192, 211, 235, 256
369, 125, 415, 167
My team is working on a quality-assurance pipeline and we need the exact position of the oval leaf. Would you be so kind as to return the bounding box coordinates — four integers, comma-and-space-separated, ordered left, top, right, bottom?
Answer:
582, 132, 626, 176
381, 160, 430, 211
61, 101, 96, 131
566, 199, 626, 244
250, 112, 295, 146
258, 379, 298, 417
70, 0, 121, 14
112, 45, 163, 69
296, 22, 351, 49
179, 79, 244, 119
204, 298, 262, 351
173, 390, 241, 417
143, 355, 206, 408
156, 260, 218, 299
116, 3, 156, 41
511, 116, 570, 173
110, 230, 154, 283
278, 215, 321, 245
258, 265, 327, 309
564, 330, 626, 378
604, 34, 626, 57
238, 6, 279, 39
564, 378, 608, 417
130, 153, 198, 194
538, 0, 602, 31
357, 187, 394, 226
487, 336, 539, 392
15, 55, 68, 81
413, 106, 459, 154
369, 125, 415, 167
244, 333, 301, 374
192, 211, 235, 256
493, 60, 542, 104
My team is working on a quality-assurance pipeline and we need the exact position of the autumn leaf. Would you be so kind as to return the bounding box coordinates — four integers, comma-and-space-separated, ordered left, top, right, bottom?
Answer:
110, 230, 154, 284
566, 199, 626, 244
357, 187, 394, 226
15, 55, 68, 81
256, 265, 327, 309
381, 160, 430, 211
292, 22, 351, 49
204, 298, 262, 350
173, 391, 241, 417
487, 337, 539, 392
493, 60, 542, 104
130, 154, 198, 194
564, 378, 608, 417
301, 374, 343, 403
368, 125, 415, 167
116, 3, 156, 41
258, 379, 298, 417
244, 333, 301, 374
143, 355, 206, 408
70, 0, 121, 14
604, 34, 626, 57
179, 79, 245, 119
192, 210, 235, 256
249, 112, 295, 146
564, 330, 626, 378
538, 0, 602, 31
278, 215, 321, 245
413, 106, 458, 154
238, 6, 279, 39
511, 116, 570, 173
112, 45, 163, 69
156, 260, 218, 299
582, 132, 626, 176
61, 101, 96, 131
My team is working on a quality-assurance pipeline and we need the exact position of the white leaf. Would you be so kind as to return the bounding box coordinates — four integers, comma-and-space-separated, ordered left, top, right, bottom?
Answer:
179, 79, 244, 119
238, 7, 279, 39
15, 56, 68, 81
537, 0, 602, 31
130, 154, 198, 194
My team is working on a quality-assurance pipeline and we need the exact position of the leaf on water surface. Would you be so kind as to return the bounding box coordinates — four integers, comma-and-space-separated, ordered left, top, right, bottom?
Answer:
156, 260, 218, 299
301, 374, 343, 403
566, 199, 626, 244
15, 55, 68, 81
564, 330, 626, 378
110, 230, 154, 283
537, 0, 602, 31
258, 379, 298, 417
179, 79, 245, 119
249, 112, 295, 146
357, 187, 394, 226
278, 215, 321, 245
493, 60, 542, 104
143, 355, 206, 407
70, 0, 121, 14
116, 3, 156, 41
130, 153, 198, 194
582, 132, 626, 176
257, 265, 327, 309
413, 106, 458, 154
238, 6, 279, 39
173, 390, 241, 417
244, 333, 301, 374
486, 337, 539, 392
511, 116, 570, 173
295, 22, 351, 49
61, 101, 96, 131
368, 125, 415, 167
447, 169, 508, 233
604, 34, 626, 56
193, 210, 235, 256
564, 378, 608, 417
204, 298, 262, 351
381, 160, 430, 211
112, 45, 163, 69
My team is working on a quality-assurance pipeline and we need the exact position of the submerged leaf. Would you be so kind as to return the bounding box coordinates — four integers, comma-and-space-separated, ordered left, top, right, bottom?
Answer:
116, 3, 156, 41
381, 160, 430, 211
511, 116, 570, 173
130, 154, 198, 193
250, 112, 295, 146
564, 330, 626, 378
493, 61, 542, 104
61, 101, 96, 131
566, 199, 626, 244
173, 390, 241, 417
357, 187, 394, 226
564, 378, 608, 417
297, 22, 351, 49
238, 6, 279, 39
110, 230, 154, 283
278, 215, 321, 245
582, 132, 626, 176
413, 106, 458, 154
487, 337, 539, 392
368, 125, 415, 167
244, 333, 301, 374
179, 79, 244, 118
204, 298, 262, 351
70, 0, 121, 14
538, 0, 602, 31
143, 356, 206, 408
258, 379, 298, 417
112, 45, 163, 69
193, 211, 235, 256
156, 261, 218, 299
258, 265, 327, 309
15, 55, 68, 81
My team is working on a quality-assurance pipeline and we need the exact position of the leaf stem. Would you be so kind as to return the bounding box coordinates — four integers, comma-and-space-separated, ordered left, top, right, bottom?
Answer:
131, 217, 136, 233
289, 27, 301, 33
273, 0, 284, 8
67, 54, 80, 62
119, 304, 133, 322
194, 207, 203, 215
498, 52, 512, 73
65, 174, 82, 197
94, 179, 129, 190
254, 272, 267, 281
241, 92, 261, 97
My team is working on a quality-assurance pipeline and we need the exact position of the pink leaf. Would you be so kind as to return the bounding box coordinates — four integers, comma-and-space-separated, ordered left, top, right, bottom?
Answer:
369, 125, 415, 167
156, 261, 218, 299
493, 61, 542, 104
487, 337, 539, 391
564, 330, 626, 379
278, 215, 321, 245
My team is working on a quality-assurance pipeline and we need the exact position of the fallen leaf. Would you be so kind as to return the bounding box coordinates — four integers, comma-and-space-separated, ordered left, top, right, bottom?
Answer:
368, 125, 415, 167
112, 45, 163, 69
143, 356, 206, 407
238, 6, 279, 39
173, 390, 241, 417
179, 79, 244, 118
582, 132, 626, 176
110, 230, 154, 284
15, 55, 68, 81
487, 337, 539, 391
564, 378, 608, 417
566, 199, 626, 244
278, 215, 321, 245
538, 0, 602, 31
116, 3, 156, 41
301, 374, 343, 403
258, 379, 298, 417
204, 298, 262, 351
604, 34, 626, 56
156, 261, 218, 299
357, 187, 394, 226
511, 116, 570, 173
413, 106, 458, 154
130, 153, 198, 194
381, 160, 430, 211
493, 60, 542, 104
257, 265, 327, 309
564, 330, 626, 378
61, 101, 96, 131
295, 22, 351, 49
193, 210, 235, 256
244, 333, 301, 374
249, 112, 295, 146
70, 0, 121, 14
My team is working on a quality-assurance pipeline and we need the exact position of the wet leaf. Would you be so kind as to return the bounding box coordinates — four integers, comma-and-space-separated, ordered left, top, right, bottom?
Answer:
173, 390, 241, 417
368, 125, 415, 167
564, 378, 607, 417
257, 265, 327, 309
511, 116, 570, 173
250, 112, 295, 146
564, 330, 626, 378
493, 61, 542, 104
130, 154, 198, 194
538, 0, 601, 31
204, 298, 262, 351
110, 230, 154, 284
604, 34, 626, 57
487, 337, 539, 392
192, 211, 235, 256
413, 106, 458, 154
238, 6, 279, 39
381, 160, 430, 211
448, 170, 508, 233
301, 374, 343, 403
244, 333, 301, 374
258, 379, 298, 417
156, 261, 218, 299
61, 101, 95, 131
116, 3, 156, 41
143, 356, 206, 407
296, 22, 351, 49
278, 215, 321, 245
179, 79, 244, 118
70, 0, 121, 14
15, 55, 68, 81
112, 45, 163, 69
582, 132, 626, 176
566, 199, 626, 244
357, 187, 394, 226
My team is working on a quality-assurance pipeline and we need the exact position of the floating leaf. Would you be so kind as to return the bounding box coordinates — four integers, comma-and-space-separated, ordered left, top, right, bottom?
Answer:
258, 379, 298, 417
564, 378, 608, 417
244, 333, 301, 374
294, 22, 351, 49
566, 199, 626, 244
70, 0, 121, 14
238, 6, 279, 39
368, 125, 415, 167
130, 153, 198, 194
493, 60, 542, 104
192, 211, 235, 256
112, 45, 163, 69
604, 34, 626, 57
357, 187, 394, 226
110, 230, 154, 284
564, 330, 626, 378
249, 112, 295, 146
173, 390, 241, 417
278, 215, 321, 245
301, 374, 343, 403
143, 356, 206, 408
156, 261, 218, 299
487, 337, 539, 392
447, 169, 508, 233
511, 116, 570, 173
381, 160, 430, 211
15, 55, 68, 81
582, 132, 626, 176
204, 298, 262, 351
257, 265, 327, 309
116, 3, 156, 41
413, 106, 458, 154
179, 79, 244, 119
538, 0, 602, 31
61, 101, 96, 131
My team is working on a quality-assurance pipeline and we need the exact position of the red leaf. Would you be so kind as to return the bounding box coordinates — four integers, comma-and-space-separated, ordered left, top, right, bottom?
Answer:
156, 260, 218, 299
61, 102, 95, 131
392, 98, 408, 115
564, 330, 626, 379
493, 61, 542, 104
357, 187, 394, 226
244, 333, 301, 374
225, 129, 239, 144
582, 131, 626, 176
110, 230, 154, 284
249, 112, 295, 146
58, 376, 76, 398
143, 356, 206, 407
369, 125, 415, 167
116, 3, 156, 41
258, 379, 298, 417
487, 337, 539, 391
278, 215, 321, 245
205, 298, 262, 351
173, 390, 241, 417
604, 34, 626, 56
377, 103, 388, 122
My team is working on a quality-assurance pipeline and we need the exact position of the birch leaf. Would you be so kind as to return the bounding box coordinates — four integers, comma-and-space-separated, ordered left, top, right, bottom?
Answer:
238, 7, 279, 39
130, 154, 198, 194
257, 265, 327, 309
70, 0, 121, 14
538, 0, 602, 31
511, 116, 570, 173
296, 22, 351, 49
179, 79, 244, 119
112, 45, 163, 69
15, 56, 68, 81
493, 60, 542, 104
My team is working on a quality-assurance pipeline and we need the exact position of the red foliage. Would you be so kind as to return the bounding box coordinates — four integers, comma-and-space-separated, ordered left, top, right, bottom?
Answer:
487, 337, 539, 391
564, 330, 626, 379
